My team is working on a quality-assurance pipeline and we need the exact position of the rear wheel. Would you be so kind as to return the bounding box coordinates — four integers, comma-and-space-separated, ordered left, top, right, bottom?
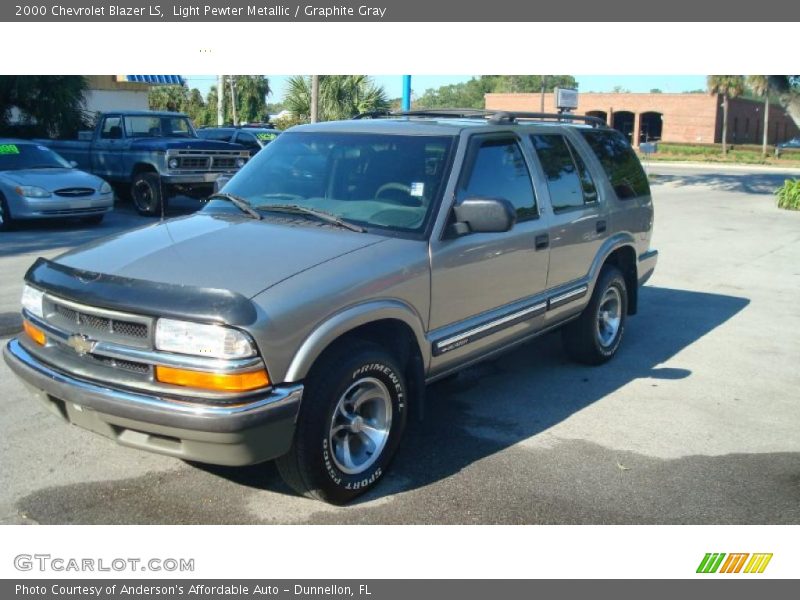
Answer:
276, 341, 408, 504
131, 172, 165, 216
562, 265, 628, 365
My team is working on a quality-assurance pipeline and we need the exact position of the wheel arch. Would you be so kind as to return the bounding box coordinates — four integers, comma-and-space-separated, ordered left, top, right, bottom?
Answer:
593, 237, 639, 315
283, 300, 429, 385
130, 162, 159, 179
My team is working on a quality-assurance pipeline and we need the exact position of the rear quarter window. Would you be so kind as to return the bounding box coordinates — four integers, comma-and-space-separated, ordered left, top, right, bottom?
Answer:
580, 130, 650, 200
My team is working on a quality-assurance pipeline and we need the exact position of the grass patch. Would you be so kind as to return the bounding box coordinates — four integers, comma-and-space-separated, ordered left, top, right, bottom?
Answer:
638, 143, 800, 167
775, 179, 800, 210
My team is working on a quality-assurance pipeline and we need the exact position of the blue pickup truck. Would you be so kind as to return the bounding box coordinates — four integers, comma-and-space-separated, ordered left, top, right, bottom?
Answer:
39, 111, 250, 215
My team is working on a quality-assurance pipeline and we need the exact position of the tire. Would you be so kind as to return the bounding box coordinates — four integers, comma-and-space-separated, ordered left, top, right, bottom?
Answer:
0, 193, 13, 231
130, 172, 164, 216
112, 183, 130, 201
562, 265, 628, 365
82, 214, 104, 226
276, 341, 408, 504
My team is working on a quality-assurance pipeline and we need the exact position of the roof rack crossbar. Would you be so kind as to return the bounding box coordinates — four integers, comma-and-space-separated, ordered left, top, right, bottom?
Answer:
353, 108, 608, 128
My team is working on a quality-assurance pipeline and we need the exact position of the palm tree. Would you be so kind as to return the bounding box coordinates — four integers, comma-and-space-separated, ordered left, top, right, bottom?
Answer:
748, 76, 770, 157
707, 75, 746, 154
283, 75, 389, 122
230, 76, 271, 123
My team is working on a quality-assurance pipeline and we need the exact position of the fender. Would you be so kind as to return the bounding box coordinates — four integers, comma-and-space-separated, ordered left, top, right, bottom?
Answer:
586, 232, 638, 291
283, 299, 430, 383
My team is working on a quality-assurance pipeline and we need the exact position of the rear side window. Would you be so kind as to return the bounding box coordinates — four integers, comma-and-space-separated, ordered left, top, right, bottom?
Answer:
531, 134, 597, 212
580, 129, 650, 200
100, 117, 122, 139
458, 137, 537, 221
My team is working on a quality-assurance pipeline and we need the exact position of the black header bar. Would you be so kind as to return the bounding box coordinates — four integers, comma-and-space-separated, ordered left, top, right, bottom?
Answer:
3, 0, 798, 22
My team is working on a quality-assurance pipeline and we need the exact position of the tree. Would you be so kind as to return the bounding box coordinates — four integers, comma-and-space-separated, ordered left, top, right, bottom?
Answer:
766, 76, 800, 130
611, 85, 631, 94
414, 75, 578, 109
650, 88, 663, 93
283, 75, 389, 122
747, 76, 770, 157
148, 84, 188, 112
229, 76, 271, 123
0, 75, 90, 138
707, 75, 745, 154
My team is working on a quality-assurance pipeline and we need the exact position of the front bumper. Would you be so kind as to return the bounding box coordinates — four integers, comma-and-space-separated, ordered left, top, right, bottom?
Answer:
3, 338, 302, 466
10, 194, 113, 219
638, 249, 658, 286
161, 172, 236, 185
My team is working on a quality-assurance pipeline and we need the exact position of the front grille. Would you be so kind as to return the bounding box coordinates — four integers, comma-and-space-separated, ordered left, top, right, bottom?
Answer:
211, 157, 237, 169
169, 150, 244, 172
55, 187, 95, 197
52, 302, 148, 340
89, 353, 151, 375
41, 208, 105, 215
179, 157, 210, 169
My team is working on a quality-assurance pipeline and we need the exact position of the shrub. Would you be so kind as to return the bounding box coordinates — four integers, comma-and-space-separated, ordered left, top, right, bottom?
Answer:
775, 179, 800, 210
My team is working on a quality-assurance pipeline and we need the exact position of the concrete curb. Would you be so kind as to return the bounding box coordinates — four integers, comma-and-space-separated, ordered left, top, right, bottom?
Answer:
645, 161, 800, 174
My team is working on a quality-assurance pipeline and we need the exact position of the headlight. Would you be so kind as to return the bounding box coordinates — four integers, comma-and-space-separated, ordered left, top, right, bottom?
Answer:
15, 185, 51, 198
155, 318, 256, 359
236, 157, 246, 168
168, 158, 180, 169
21, 285, 44, 318
99, 181, 112, 195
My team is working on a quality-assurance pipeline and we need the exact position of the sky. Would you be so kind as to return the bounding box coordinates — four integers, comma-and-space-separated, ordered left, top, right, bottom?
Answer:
184, 75, 709, 102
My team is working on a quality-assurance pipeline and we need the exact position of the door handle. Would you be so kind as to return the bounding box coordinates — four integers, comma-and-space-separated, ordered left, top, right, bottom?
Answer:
596, 220, 607, 233
535, 234, 549, 250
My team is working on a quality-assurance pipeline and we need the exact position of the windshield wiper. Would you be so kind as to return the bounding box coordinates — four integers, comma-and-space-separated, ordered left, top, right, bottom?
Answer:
260, 204, 366, 233
208, 193, 262, 220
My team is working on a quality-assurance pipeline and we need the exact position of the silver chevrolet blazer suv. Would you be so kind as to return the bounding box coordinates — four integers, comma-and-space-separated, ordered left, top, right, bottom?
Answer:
4, 109, 658, 504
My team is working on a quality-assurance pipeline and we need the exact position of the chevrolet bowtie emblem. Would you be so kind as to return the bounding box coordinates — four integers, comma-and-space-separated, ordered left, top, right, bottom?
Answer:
66, 334, 97, 356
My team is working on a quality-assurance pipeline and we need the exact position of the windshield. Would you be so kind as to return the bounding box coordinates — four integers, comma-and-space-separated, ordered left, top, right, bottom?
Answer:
0, 143, 71, 170
124, 115, 195, 138
215, 131, 454, 234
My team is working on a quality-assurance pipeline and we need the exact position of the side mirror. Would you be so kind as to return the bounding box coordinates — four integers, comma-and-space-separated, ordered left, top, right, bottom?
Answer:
452, 197, 516, 234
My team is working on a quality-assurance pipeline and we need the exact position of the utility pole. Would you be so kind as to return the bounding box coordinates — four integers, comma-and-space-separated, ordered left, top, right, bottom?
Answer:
217, 75, 224, 126
311, 75, 320, 123
229, 76, 238, 126
540, 75, 547, 112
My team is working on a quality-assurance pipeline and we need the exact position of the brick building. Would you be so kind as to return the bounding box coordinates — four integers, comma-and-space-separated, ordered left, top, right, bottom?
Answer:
485, 92, 799, 147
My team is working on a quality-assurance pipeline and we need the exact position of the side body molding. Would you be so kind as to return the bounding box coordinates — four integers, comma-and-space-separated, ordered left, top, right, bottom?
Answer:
283, 299, 430, 383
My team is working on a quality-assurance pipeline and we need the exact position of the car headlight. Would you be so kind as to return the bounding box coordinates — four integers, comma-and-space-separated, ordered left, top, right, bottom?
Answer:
168, 158, 180, 169
99, 181, 112, 195
236, 157, 246, 168
155, 318, 256, 359
21, 284, 44, 318
15, 185, 51, 198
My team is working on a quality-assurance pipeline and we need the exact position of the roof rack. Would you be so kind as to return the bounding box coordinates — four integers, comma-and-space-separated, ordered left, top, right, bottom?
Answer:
353, 108, 608, 128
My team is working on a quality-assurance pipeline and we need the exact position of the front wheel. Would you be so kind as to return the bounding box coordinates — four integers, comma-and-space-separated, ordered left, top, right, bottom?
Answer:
562, 265, 628, 365
276, 341, 408, 504
131, 172, 165, 216
0, 193, 14, 231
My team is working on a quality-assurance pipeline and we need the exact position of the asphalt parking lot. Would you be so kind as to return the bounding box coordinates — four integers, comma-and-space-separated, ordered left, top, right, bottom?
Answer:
1, 166, 799, 524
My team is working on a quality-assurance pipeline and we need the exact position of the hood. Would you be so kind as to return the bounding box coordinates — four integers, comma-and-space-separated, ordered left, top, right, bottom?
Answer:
129, 138, 245, 152
0, 168, 104, 191
54, 213, 388, 298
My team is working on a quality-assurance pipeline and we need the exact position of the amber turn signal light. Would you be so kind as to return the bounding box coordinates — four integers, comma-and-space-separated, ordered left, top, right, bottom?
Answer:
155, 365, 269, 392
23, 320, 46, 346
